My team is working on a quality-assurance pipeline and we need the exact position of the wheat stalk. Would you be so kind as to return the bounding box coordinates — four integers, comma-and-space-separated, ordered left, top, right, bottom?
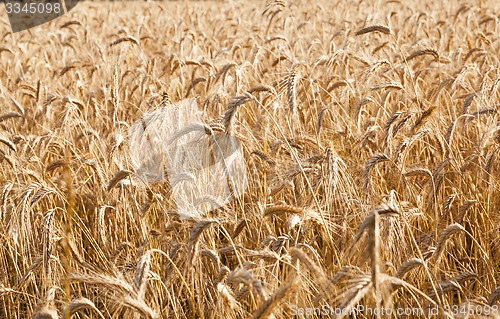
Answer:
434, 223, 466, 261
355, 25, 391, 35
396, 258, 424, 278
252, 277, 298, 319
106, 170, 134, 191
62, 297, 106, 319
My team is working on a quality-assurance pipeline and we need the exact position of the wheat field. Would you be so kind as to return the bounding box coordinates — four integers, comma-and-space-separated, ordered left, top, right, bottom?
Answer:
0, 0, 499, 318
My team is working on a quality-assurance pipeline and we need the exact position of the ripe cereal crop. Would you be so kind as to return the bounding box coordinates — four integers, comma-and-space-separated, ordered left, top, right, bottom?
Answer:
0, 0, 499, 318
